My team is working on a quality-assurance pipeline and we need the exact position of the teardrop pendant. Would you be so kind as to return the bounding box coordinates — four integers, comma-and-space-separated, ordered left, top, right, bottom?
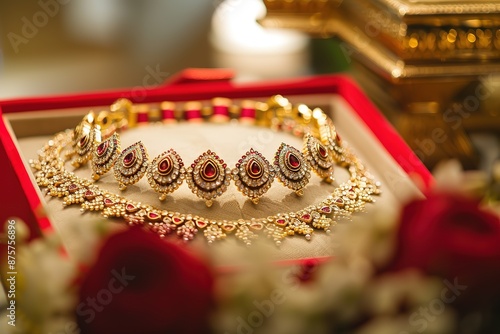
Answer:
113, 141, 149, 190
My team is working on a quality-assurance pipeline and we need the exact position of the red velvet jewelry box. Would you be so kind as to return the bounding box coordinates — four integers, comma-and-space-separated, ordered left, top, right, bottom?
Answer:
0, 69, 432, 242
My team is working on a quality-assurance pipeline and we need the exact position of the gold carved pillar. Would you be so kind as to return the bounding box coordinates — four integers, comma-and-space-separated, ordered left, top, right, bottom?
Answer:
260, 0, 500, 169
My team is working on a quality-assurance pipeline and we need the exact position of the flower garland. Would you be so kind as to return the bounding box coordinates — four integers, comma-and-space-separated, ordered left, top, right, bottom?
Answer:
2, 161, 500, 334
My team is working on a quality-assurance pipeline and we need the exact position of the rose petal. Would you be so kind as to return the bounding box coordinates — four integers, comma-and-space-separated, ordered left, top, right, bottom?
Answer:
77, 227, 213, 334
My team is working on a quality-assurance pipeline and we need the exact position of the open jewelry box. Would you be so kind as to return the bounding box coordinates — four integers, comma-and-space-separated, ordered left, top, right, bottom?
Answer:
0, 69, 431, 265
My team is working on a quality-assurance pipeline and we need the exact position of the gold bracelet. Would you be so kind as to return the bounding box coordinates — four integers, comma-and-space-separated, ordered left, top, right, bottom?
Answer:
30, 96, 381, 246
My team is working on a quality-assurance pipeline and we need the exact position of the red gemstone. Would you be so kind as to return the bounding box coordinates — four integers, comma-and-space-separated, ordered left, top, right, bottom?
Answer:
126, 203, 139, 213
104, 198, 114, 207
276, 219, 286, 226
147, 212, 160, 221
84, 190, 95, 200
158, 157, 172, 175
251, 161, 261, 174
173, 217, 183, 224
321, 206, 332, 214
289, 154, 300, 167
159, 160, 169, 171
97, 141, 108, 156
301, 214, 312, 222
285, 151, 301, 171
78, 135, 88, 147
247, 159, 263, 178
205, 163, 216, 177
68, 184, 78, 193
123, 152, 135, 166
335, 198, 344, 207
195, 220, 207, 228
318, 144, 328, 159
201, 159, 218, 181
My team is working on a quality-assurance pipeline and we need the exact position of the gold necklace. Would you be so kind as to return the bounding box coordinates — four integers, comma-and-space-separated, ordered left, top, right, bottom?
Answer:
30, 96, 381, 246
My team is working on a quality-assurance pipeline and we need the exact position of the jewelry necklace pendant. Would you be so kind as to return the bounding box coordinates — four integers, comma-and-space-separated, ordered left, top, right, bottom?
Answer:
146, 149, 185, 201
233, 148, 275, 204
91, 132, 121, 180
31, 95, 382, 246
113, 141, 149, 190
72, 123, 100, 168
274, 143, 311, 194
303, 134, 335, 181
186, 150, 230, 206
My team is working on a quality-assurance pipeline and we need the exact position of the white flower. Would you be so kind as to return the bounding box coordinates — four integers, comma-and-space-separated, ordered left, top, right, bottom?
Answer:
433, 159, 488, 197
334, 204, 400, 269
0, 220, 78, 334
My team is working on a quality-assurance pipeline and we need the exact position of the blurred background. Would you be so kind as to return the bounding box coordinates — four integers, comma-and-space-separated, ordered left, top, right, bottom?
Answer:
0, 0, 331, 98
1, 3, 500, 333
0, 0, 499, 187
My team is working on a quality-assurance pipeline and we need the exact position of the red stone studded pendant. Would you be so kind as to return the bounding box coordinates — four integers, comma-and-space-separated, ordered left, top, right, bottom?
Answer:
248, 159, 263, 178
96, 141, 108, 156
274, 143, 311, 195
186, 150, 229, 207
158, 157, 173, 175
113, 141, 149, 190
91, 133, 121, 180
72, 122, 100, 168
285, 151, 301, 171
123, 151, 135, 167
318, 143, 328, 159
233, 148, 275, 204
201, 160, 219, 181
78, 135, 89, 148
303, 134, 334, 181
146, 149, 185, 200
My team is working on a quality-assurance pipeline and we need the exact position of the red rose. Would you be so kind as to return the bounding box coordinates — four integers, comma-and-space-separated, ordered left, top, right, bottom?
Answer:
76, 227, 214, 334
388, 192, 500, 307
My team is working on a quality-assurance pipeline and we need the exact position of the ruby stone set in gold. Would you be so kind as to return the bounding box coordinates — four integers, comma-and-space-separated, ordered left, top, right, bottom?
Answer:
31, 96, 381, 246
82, 121, 329, 206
